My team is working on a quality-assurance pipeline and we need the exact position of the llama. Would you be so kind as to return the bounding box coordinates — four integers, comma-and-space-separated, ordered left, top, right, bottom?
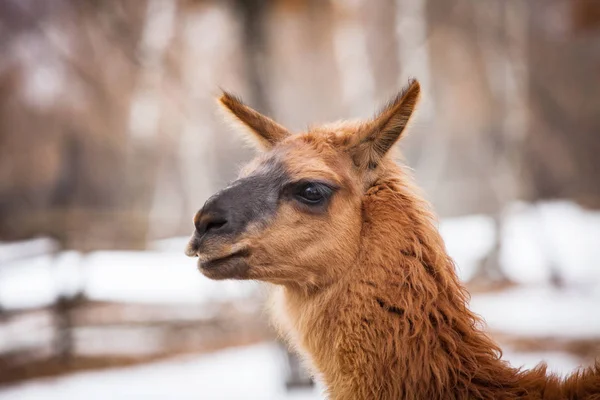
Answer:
186, 80, 600, 399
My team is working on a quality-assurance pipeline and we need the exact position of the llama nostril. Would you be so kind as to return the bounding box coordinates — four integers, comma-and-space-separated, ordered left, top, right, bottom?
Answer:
195, 214, 228, 236
205, 218, 227, 233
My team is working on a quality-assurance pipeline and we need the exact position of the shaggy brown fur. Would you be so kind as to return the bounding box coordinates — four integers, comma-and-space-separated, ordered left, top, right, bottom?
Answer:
188, 79, 600, 399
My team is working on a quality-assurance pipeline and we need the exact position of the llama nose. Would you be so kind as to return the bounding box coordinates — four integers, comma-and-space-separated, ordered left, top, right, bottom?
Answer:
192, 174, 277, 242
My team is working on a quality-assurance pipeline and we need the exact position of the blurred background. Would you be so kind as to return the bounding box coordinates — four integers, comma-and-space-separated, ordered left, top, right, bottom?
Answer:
0, 0, 599, 398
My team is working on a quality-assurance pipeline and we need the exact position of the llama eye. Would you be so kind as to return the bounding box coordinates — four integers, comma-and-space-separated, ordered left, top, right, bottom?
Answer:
287, 181, 336, 208
295, 183, 329, 205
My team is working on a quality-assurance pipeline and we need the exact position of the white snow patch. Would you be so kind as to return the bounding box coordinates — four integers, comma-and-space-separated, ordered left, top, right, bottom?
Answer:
502, 350, 585, 378
0, 255, 58, 309
83, 251, 258, 304
0, 248, 258, 309
501, 201, 600, 284
471, 285, 600, 338
439, 214, 495, 281
439, 201, 600, 285
0, 343, 323, 400
0, 238, 58, 264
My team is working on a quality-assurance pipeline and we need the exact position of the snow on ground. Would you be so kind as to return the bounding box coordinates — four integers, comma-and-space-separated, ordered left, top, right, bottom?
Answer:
0, 342, 590, 400
0, 238, 57, 265
470, 285, 600, 338
0, 343, 323, 400
502, 350, 584, 378
439, 213, 495, 281
500, 201, 600, 284
440, 201, 600, 283
0, 249, 258, 309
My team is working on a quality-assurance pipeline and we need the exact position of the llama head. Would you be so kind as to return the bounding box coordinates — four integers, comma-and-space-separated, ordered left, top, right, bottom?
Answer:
186, 80, 420, 290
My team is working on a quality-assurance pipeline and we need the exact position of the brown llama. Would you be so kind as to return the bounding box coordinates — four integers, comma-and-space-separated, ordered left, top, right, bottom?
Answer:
186, 79, 600, 399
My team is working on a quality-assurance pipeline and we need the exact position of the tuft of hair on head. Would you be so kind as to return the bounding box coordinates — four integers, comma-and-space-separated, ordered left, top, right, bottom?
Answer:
218, 91, 290, 151
350, 79, 421, 170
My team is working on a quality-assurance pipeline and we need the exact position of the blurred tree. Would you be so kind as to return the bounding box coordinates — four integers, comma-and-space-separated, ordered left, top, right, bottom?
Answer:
231, 0, 270, 113
524, 0, 600, 208
0, 0, 152, 362
0, 0, 151, 249
423, 0, 517, 286
519, 0, 600, 286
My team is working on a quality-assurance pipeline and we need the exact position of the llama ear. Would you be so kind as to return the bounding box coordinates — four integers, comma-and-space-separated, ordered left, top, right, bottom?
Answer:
351, 79, 420, 169
219, 91, 290, 150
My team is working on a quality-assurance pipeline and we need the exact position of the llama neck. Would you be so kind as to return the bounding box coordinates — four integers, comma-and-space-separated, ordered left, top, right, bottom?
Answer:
352, 178, 523, 397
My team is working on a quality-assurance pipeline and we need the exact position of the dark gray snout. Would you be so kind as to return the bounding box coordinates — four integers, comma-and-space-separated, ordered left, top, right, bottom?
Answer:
188, 173, 283, 256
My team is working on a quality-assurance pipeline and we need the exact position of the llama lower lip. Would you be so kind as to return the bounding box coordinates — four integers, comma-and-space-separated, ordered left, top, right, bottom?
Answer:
198, 250, 248, 270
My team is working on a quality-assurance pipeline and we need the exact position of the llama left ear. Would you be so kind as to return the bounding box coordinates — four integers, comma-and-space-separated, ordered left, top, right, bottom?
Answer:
351, 79, 420, 169
219, 91, 291, 150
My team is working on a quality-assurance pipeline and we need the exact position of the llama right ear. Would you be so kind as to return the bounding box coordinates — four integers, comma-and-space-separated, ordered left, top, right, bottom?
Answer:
219, 92, 290, 150
350, 79, 420, 169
